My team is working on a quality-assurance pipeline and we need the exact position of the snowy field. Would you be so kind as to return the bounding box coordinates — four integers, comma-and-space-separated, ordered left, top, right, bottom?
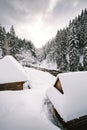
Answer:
0, 67, 60, 130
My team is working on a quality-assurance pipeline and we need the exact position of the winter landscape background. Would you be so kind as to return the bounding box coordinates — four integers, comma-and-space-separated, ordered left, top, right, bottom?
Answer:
0, 1, 87, 130
0, 9, 87, 72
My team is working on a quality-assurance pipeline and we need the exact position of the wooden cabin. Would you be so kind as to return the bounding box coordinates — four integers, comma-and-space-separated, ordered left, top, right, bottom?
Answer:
0, 55, 27, 90
47, 71, 87, 129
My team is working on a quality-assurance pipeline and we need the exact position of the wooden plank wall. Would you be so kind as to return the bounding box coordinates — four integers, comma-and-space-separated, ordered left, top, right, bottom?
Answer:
0, 82, 24, 90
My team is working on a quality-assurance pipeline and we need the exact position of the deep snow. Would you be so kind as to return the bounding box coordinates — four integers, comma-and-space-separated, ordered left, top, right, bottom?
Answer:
0, 55, 27, 83
47, 71, 87, 122
0, 67, 60, 130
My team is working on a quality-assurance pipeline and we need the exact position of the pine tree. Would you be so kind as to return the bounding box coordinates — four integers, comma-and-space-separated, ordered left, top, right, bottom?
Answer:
84, 9, 87, 47
2, 27, 10, 55
8, 25, 18, 56
0, 24, 5, 48
83, 46, 87, 70
10, 25, 16, 37
60, 29, 68, 72
0, 25, 10, 56
55, 29, 68, 71
55, 30, 63, 69
60, 54, 68, 72
68, 25, 79, 71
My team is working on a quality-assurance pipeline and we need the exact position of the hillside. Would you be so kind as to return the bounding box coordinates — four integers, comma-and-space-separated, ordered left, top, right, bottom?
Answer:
0, 25, 37, 64
38, 9, 87, 72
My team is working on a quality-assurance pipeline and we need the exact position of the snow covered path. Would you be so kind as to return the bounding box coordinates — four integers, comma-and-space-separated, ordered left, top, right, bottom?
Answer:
0, 67, 60, 130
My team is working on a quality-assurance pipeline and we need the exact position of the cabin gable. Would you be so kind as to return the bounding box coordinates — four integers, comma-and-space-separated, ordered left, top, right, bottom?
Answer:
54, 78, 64, 94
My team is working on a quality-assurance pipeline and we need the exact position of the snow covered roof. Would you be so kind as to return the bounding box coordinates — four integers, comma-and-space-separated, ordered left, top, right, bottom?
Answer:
0, 55, 28, 84
47, 71, 87, 122
57, 71, 87, 94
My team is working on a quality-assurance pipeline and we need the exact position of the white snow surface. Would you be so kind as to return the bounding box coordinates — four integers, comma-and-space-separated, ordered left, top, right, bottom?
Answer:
37, 59, 57, 70
0, 55, 27, 84
0, 67, 60, 130
47, 71, 87, 122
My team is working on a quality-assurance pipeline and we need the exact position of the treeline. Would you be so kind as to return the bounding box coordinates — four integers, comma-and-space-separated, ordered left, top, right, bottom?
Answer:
0, 25, 37, 64
38, 8, 87, 72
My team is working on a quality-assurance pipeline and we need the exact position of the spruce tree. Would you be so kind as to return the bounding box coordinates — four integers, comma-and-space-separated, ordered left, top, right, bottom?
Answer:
2, 27, 10, 55
0, 25, 10, 56
0, 24, 5, 48
10, 25, 16, 37
68, 25, 79, 71
9, 25, 18, 56
83, 46, 87, 70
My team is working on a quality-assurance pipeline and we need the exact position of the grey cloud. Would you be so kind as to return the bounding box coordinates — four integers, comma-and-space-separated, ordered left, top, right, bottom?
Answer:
52, 0, 87, 17
46, 0, 87, 23
0, 0, 87, 33
52, 0, 77, 16
17, 0, 50, 13
0, 0, 50, 27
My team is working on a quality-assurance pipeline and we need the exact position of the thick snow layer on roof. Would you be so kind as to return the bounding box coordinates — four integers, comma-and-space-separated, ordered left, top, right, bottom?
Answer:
0, 55, 27, 84
0, 67, 59, 130
47, 71, 87, 122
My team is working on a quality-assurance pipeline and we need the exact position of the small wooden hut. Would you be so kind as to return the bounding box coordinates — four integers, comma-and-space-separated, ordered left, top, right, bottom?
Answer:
0, 55, 27, 90
47, 71, 87, 129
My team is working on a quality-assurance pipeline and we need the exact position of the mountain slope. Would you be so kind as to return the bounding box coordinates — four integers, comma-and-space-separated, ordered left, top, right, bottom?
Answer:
38, 9, 87, 72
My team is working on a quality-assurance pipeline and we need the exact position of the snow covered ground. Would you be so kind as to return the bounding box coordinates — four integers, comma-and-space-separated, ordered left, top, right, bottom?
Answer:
38, 59, 57, 70
0, 67, 60, 130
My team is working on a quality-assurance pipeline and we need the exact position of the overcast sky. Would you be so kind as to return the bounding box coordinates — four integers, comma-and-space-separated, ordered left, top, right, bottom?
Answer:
0, 0, 87, 48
